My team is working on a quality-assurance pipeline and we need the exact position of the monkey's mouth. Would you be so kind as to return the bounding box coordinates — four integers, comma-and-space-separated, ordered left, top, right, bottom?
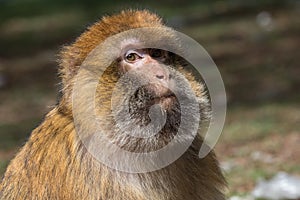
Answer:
153, 95, 176, 111
152, 92, 176, 102
146, 89, 177, 111
129, 84, 178, 111
141, 83, 174, 103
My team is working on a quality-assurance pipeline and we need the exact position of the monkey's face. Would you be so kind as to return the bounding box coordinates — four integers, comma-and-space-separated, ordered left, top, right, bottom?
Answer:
118, 48, 178, 112
93, 45, 204, 152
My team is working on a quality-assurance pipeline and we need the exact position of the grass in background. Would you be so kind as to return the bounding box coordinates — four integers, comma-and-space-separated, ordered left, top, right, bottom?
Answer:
217, 104, 300, 195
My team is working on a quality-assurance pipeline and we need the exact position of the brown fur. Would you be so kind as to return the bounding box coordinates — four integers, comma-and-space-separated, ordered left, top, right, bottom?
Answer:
0, 10, 226, 200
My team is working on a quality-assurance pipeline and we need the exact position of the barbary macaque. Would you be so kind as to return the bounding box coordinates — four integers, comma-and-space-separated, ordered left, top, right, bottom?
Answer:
0, 10, 226, 200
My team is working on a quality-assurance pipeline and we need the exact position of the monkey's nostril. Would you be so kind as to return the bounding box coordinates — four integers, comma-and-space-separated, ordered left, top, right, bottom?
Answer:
156, 75, 165, 79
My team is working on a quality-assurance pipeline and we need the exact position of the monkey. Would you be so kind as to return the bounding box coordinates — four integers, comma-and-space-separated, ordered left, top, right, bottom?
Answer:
0, 10, 226, 200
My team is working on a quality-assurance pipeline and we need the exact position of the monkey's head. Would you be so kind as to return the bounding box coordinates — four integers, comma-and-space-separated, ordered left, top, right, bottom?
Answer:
59, 10, 163, 89
59, 10, 209, 153
115, 48, 178, 115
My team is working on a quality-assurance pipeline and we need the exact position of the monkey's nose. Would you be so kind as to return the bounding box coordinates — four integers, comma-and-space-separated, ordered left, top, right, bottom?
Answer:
146, 60, 170, 83
154, 70, 169, 82
156, 74, 165, 79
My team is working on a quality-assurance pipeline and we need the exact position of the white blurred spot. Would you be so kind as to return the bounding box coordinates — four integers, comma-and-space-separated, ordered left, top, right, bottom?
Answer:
229, 195, 254, 200
256, 11, 274, 31
252, 172, 300, 200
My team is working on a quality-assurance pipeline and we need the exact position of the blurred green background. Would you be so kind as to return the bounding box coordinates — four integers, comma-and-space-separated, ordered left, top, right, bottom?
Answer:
0, 0, 299, 198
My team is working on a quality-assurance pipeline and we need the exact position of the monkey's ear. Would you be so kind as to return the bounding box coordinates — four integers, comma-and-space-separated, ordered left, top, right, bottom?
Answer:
58, 45, 82, 88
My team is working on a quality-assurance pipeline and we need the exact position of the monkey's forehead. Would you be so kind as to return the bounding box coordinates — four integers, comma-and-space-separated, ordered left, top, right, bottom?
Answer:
111, 27, 182, 53
119, 38, 143, 52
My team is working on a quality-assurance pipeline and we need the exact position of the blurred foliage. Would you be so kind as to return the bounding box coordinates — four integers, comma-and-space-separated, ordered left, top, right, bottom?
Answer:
0, 0, 293, 21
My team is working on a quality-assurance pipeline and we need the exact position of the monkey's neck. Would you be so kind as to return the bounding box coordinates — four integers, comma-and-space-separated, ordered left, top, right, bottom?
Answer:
1, 106, 225, 200
56, 105, 226, 199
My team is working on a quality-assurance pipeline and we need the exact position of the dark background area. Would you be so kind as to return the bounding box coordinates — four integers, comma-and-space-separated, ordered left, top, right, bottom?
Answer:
0, 0, 299, 197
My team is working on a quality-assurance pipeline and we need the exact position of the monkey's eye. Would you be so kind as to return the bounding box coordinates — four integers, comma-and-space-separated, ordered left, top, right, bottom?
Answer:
150, 49, 164, 58
125, 53, 140, 62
